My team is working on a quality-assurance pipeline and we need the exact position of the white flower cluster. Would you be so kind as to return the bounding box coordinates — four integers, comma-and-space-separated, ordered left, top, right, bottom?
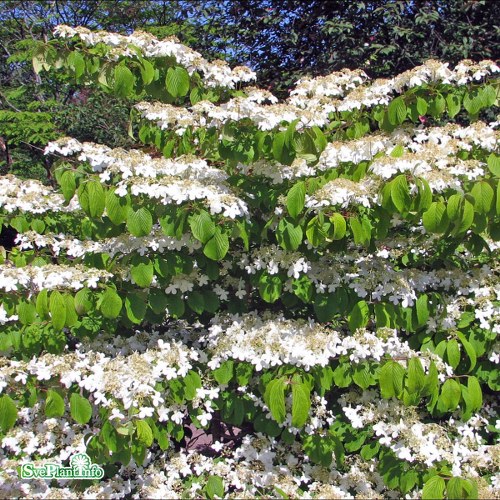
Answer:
45, 137, 228, 183
237, 244, 498, 311
290, 68, 368, 101
53, 25, 256, 88
0, 330, 200, 411
203, 311, 428, 372
0, 263, 111, 292
341, 390, 499, 478
16, 228, 200, 258
45, 137, 249, 219
0, 432, 404, 498
305, 177, 380, 209
135, 61, 499, 132
0, 175, 78, 215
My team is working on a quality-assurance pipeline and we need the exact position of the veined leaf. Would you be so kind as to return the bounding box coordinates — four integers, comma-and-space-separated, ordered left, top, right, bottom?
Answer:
70, 393, 92, 424
99, 287, 123, 319
390, 174, 411, 213
287, 181, 306, 219
203, 228, 229, 261
388, 97, 407, 125
265, 378, 286, 424
379, 361, 405, 398
423, 202, 449, 233
291, 376, 311, 427
422, 475, 445, 500
0, 395, 17, 431
127, 207, 153, 237
45, 389, 65, 418
166, 66, 190, 97
189, 210, 216, 244
114, 64, 135, 97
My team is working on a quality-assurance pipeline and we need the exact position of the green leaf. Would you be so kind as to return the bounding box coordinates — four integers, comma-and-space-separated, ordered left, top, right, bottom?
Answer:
454, 199, 474, 236
463, 90, 483, 115
166, 66, 190, 97
36, 289, 50, 319
100, 288, 123, 319
287, 181, 306, 218
446, 93, 461, 118
313, 293, 336, 322
187, 291, 205, 314
74, 288, 93, 315
407, 357, 425, 394
291, 378, 311, 427
447, 194, 463, 221
135, 420, 153, 446
416, 177, 432, 211
265, 378, 286, 424
189, 210, 216, 244
273, 132, 286, 162
333, 363, 352, 388
390, 144, 404, 158
140, 59, 155, 84
259, 273, 282, 303
330, 213, 347, 240
471, 181, 494, 214
416, 97, 428, 115
306, 216, 327, 247
213, 360, 234, 384
422, 475, 445, 500
276, 219, 303, 251
388, 97, 407, 125
292, 275, 313, 303
70, 393, 92, 424
203, 228, 230, 261
49, 291, 66, 330
64, 294, 78, 327
350, 216, 371, 246
106, 189, 129, 225
131, 256, 154, 288
446, 339, 461, 370
360, 441, 380, 460
352, 363, 374, 389
125, 292, 147, 324
399, 470, 418, 494
127, 207, 153, 237
379, 361, 405, 398
114, 64, 135, 97
429, 94, 446, 116
45, 389, 65, 418
0, 395, 18, 431
67, 50, 85, 78
456, 332, 476, 372
348, 300, 369, 332
415, 294, 429, 327
437, 378, 461, 412
467, 376, 482, 412
205, 475, 224, 500
59, 170, 76, 203
390, 174, 411, 212
487, 153, 500, 176
303, 434, 334, 467
78, 180, 105, 218
422, 202, 449, 233
17, 300, 36, 325
446, 477, 463, 500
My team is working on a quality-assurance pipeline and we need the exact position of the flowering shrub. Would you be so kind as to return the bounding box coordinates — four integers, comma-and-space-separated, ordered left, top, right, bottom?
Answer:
0, 25, 499, 498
